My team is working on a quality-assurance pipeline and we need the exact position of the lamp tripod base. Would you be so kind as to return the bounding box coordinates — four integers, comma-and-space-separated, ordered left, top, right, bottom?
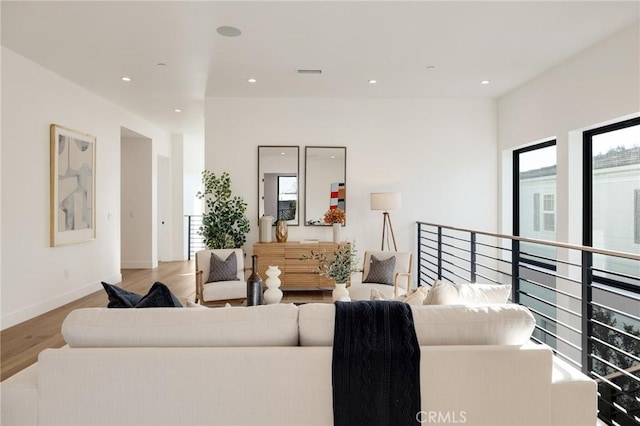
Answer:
380, 211, 398, 251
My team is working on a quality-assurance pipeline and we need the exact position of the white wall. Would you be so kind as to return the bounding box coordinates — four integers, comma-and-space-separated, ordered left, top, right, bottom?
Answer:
183, 134, 205, 218
1, 47, 173, 328
497, 22, 640, 363
121, 136, 153, 268
205, 97, 498, 260
171, 134, 185, 260
0, 5, 3, 313
498, 22, 640, 244
179, 134, 204, 259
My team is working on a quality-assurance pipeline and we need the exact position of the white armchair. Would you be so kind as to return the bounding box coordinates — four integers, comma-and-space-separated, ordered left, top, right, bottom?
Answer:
348, 251, 413, 301
195, 249, 247, 306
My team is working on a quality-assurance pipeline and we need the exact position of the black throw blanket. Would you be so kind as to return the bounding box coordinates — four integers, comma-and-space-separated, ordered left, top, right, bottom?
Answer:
332, 300, 421, 426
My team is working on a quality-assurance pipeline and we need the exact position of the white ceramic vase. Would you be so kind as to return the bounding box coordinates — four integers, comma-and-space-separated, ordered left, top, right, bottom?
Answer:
332, 223, 342, 243
263, 265, 283, 304
332, 282, 351, 302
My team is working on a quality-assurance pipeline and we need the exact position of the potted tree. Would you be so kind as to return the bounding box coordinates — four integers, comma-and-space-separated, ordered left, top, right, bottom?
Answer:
196, 171, 250, 249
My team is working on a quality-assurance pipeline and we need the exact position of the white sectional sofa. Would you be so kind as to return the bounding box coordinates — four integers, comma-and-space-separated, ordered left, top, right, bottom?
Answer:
1, 303, 596, 426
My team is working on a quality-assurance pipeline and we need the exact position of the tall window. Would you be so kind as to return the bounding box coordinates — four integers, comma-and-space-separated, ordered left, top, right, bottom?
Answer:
513, 140, 558, 347
514, 140, 557, 266
584, 117, 640, 426
584, 117, 640, 289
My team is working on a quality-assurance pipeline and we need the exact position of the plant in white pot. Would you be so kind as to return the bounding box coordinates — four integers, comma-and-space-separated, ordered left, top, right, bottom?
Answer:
196, 170, 250, 249
304, 242, 359, 301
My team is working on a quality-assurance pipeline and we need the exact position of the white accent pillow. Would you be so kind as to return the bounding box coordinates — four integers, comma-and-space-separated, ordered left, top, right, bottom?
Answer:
424, 280, 511, 305
370, 286, 429, 305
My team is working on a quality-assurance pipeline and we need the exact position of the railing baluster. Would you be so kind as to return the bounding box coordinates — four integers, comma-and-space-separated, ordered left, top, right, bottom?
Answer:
470, 232, 477, 283
581, 250, 593, 377
187, 215, 193, 260
437, 226, 443, 280
511, 239, 520, 304
417, 222, 422, 286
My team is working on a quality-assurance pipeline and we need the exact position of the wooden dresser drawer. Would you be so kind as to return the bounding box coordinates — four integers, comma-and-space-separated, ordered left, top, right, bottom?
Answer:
253, 241, 346, 289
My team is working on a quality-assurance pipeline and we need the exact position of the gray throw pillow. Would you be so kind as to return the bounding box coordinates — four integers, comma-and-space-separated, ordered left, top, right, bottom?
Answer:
207, 251, 240, 283
363, 255, 396, 286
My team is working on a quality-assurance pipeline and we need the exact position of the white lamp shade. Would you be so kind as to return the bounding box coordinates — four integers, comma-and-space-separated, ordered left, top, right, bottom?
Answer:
370, 192, 402, 211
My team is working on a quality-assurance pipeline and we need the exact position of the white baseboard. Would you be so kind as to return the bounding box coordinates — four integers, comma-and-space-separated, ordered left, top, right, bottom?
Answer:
121, 261, 158, 269
1, 274, 121, 330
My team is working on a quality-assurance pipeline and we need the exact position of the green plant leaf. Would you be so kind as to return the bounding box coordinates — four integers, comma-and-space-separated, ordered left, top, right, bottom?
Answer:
197, 170, 250, 249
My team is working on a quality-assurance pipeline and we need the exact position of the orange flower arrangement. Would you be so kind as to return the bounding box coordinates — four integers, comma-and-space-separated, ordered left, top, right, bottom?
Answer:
323, 208, 346, 225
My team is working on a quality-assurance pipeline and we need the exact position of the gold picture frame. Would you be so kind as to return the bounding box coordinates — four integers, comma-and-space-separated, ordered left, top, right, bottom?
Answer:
50, 124, 96, 246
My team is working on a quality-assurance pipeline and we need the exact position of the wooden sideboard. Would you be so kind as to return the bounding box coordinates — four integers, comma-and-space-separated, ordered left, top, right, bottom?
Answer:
253, 242, 343, 289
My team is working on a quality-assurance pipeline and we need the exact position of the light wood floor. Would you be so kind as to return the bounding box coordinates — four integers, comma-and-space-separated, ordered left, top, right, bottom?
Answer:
0, 260, 331, 381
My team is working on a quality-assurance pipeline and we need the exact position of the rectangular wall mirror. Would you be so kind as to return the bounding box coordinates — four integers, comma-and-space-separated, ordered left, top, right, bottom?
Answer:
258, 146, 299, 225
305, 146, 347, 226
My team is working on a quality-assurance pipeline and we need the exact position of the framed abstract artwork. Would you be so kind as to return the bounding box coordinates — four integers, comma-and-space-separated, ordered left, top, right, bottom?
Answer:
50, 124, 96, 246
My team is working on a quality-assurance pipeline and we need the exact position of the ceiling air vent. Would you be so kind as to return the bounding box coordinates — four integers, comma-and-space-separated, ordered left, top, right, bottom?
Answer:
297, 69, 322, 75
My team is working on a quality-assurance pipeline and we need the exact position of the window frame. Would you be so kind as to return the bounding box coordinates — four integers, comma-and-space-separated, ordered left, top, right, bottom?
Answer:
513, 139, 557, 270
583, 116, 640, 293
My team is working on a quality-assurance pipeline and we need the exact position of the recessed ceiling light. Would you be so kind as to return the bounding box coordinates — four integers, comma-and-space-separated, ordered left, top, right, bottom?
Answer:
216, 26, 242, 37
281, 152, 285, 156
173, 108, 182, 113
121, 76, 131, 82
368, 79, 377, 84
481, 80, 490, 85
247, 78, 257, 83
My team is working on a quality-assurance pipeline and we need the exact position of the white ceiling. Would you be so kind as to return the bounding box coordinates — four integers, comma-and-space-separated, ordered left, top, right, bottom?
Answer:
2, 1, 639, 140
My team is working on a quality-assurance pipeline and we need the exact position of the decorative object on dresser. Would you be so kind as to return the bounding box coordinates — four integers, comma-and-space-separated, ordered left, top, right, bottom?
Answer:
246, 255, 263, 306
323, 207, 345, 243
253, 241, 347, 289
196, 171, 250, 249
370, 192, 401, 251
263, 265, 283, 304
195, 248, 247, 306
275, 220, 288, 242
303, 243, 358, 301
259, 215, 274, 242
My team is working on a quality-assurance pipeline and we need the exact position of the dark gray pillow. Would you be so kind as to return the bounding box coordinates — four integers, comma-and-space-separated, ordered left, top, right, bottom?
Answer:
101, 282, 142, 308
135, 282, 183, 308
207, 251, 240, 283
363, 255, 396, 286
101, 281, 182, 308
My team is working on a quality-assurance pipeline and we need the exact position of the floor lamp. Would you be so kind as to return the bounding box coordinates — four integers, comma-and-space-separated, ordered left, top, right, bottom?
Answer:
370, 192, 401, 251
